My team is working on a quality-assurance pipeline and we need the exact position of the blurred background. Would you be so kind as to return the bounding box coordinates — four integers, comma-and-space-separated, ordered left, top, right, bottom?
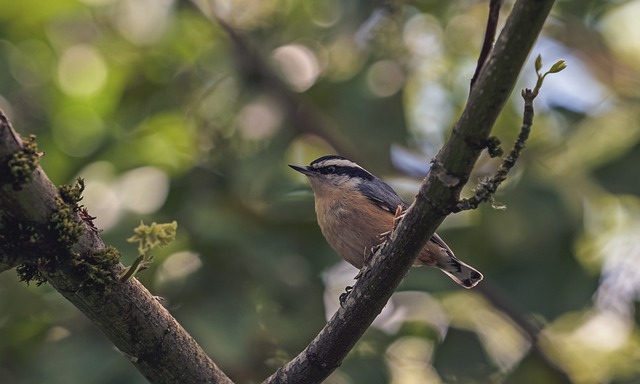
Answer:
1, 0, 640, 383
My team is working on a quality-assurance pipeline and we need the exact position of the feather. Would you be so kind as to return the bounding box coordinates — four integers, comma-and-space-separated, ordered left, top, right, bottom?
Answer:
356, 176, 407, 214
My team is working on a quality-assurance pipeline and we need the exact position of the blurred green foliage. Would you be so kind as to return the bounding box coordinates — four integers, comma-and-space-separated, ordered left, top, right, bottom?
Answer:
2, 0, 640, 383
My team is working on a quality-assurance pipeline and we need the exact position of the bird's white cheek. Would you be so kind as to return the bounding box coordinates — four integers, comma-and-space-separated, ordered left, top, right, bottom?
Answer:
308, 177, 329, 195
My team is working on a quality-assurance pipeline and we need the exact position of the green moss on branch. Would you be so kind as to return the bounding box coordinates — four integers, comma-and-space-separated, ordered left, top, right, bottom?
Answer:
13, 178, 119, 291
71, 246, 121, 292
4, 135, 40, 191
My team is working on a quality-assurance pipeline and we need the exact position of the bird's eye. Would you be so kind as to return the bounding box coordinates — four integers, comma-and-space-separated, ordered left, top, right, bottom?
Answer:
326, 166, 336, 174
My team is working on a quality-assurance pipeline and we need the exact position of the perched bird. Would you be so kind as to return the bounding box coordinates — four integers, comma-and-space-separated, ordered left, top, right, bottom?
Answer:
289, 155, 483, 288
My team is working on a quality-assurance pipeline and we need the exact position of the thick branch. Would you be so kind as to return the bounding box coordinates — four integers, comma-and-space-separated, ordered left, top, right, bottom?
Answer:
0, 112, 233, 384
264, 0, 556, 383
0, 115, 55, 272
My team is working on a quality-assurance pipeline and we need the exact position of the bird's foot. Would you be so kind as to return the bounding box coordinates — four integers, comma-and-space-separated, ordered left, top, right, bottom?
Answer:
377, 230, 391, 240
392, 205, 406, 231
378, 206, 406, 241
363, 242, 383, 269
339, 285, 353, 308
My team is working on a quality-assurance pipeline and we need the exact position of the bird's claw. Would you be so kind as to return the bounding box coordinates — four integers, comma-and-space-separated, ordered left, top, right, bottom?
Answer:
339, 285, 353, 308
377, 231, 391, 240
378, 206, 406, 241
392, 205, 406, 230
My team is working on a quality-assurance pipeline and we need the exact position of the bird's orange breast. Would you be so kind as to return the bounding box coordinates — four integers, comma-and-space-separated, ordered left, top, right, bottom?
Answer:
314, 190, 394, 268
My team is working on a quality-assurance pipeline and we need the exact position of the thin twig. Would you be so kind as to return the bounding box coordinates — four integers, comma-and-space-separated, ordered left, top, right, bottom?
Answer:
470, 0, 504, 91
263, 0, 557, 382
454, 88, 535, 212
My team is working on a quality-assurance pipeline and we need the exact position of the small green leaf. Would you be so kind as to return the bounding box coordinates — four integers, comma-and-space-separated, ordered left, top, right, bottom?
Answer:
548, 60, 567, 73
530, 56, 568, 97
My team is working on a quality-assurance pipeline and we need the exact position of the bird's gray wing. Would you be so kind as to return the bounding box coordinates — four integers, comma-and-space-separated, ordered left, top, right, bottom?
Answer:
357, 177, 408, 214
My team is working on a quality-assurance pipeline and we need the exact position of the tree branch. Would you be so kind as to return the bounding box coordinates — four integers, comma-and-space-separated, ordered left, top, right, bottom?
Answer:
455, 88, 535, 212
0, 112, 233, 384
470, 0, 504, 91
2, 1, 560, 381
264, 0, 556, 382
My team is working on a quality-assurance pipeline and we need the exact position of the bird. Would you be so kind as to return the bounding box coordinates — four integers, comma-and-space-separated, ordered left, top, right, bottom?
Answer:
289, 155, 483, 289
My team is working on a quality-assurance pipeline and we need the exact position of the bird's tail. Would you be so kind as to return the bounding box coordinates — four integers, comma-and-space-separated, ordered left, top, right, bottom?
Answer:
422, 233, 483, 288
437, 257, 483, 289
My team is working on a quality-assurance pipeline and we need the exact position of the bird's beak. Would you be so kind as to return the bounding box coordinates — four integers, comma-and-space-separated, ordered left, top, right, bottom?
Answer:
288, 164, 315, 176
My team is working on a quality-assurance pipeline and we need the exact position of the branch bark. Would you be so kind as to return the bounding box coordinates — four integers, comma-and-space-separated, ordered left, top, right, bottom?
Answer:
0, 112, 233, 384
2, 0, 558, 382
265, 0, 556, 382
470, 0, 504, 91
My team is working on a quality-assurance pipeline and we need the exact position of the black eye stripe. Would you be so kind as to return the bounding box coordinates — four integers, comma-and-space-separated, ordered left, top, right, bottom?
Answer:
315, 165, 374, 180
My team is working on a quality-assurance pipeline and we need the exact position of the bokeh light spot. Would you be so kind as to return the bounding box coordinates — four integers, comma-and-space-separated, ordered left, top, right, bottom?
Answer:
271, 44, 321, 92
325, 35, 363, 82
601, 0, 640, 70
116, 166, 169, 215
156, 251, 203, 287
304, 0, 342, 27
366, 60, 405, 97
78, 162, 122, 231
386, 337, 440, 384
200, 0, 279, 29
57, 44, 107, 97
403, 14, 444, 58
115, 0, 172, 45
236, 97, 282, 140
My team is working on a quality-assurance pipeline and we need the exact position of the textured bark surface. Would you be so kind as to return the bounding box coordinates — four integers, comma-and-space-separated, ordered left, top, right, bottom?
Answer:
264, 0, 556, 383
0, 112, 232, 384
0, 0, 558, 382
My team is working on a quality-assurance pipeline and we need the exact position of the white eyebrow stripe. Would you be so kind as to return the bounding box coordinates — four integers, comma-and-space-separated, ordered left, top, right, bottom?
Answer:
314, 159, 362, 169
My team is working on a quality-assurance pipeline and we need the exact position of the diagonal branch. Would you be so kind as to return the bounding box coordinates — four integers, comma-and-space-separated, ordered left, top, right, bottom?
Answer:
0, 112, 233, 384
264, 0, 556, 383
2, 1, 561, 382
470, 0, 504, 91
